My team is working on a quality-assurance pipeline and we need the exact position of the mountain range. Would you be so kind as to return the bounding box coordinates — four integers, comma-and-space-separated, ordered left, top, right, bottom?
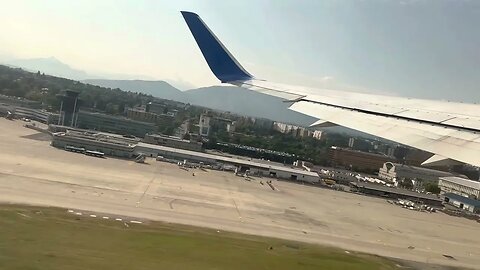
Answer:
84, 79, 316, 126
1, 56, 370, 132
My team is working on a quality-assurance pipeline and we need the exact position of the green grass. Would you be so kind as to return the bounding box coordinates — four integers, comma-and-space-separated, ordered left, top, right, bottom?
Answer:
0, 205, 396, 270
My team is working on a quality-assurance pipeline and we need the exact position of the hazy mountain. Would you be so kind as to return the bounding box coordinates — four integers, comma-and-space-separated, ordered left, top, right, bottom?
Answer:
83, 79, 315, 125
83, 79, 184, 101
1, 57, 156, 81
5, 57, 93, 80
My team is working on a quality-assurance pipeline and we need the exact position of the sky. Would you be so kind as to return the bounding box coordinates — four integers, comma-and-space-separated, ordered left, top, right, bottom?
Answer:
0, 0, 479, 101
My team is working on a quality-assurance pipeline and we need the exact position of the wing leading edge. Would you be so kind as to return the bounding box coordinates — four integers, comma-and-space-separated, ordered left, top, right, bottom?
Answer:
181, 11, 480, 167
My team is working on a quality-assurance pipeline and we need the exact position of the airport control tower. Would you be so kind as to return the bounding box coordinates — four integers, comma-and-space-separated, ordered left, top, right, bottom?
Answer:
56, 90, 80, 127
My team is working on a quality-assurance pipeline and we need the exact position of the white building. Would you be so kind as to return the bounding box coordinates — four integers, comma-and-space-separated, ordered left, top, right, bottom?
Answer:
438, 176, 480, 199
348, 138, 355, 148
312, 130, 323, 140
226, 122, 236, 133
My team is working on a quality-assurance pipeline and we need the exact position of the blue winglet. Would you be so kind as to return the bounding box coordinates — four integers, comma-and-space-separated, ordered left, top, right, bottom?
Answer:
181, 11, 253, 83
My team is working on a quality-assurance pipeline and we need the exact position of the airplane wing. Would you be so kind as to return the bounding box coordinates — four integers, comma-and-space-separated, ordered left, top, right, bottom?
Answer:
181, 11, 480, 167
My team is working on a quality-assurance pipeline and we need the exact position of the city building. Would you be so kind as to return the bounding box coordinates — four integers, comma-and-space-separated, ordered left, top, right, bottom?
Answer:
146, 101, 166, 114
76, 111, 156, 137
252, 118, 274, 130
273, 122, 319, 139
348, 138, 355, 148
443, 193, 480, 214
126, 108, 174, 127
199, 114, 211, 136
143, 134, 203, 152
198, 113, 235, 136
226, 122, 236, 133
378, 162, 457, 185
145, 101, 178, 116
312, 130, 323, 140
438, 176, 480, 199
328, 146, 395, 172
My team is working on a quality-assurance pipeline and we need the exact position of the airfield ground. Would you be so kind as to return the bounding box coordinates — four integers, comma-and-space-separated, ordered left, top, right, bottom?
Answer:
0, 118, 478, 269
0, 204, 397, 270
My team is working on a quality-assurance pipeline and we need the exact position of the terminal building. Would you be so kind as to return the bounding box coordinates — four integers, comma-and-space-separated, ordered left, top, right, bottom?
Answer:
14, 107, 59, 124
143, 134, 203, 152
76, 111, 156, 137
0, 95, 59, 123
135, 142, 320, 183
51, 130, 137, 158
438, 176, 480, 200
50, 129, 319, 183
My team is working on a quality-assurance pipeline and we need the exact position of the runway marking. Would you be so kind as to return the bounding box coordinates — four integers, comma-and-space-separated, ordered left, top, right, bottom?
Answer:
17, 212, 31, 218
102, 216, 109, 220
136, 166, 159, 205
168, 199, 176, 209
232, 199, 242, 219
115, 218, 122, 221
75, 212, 82, 216
130, 220, 142, 224
89, 214, 97, 218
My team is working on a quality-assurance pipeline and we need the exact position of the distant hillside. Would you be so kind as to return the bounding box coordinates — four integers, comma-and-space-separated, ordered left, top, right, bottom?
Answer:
83, 79, 316, 126
0, 65, 152, 115
83, 79, 184, 102
5, 57, 93, 80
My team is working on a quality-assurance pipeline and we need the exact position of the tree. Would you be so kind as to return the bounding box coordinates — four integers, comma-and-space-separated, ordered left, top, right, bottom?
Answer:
398, 178, 413, 189
424, 183, 441, 194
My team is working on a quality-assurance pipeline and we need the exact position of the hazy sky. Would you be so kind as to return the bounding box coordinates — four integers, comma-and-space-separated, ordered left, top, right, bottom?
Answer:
0, 0, 479, 101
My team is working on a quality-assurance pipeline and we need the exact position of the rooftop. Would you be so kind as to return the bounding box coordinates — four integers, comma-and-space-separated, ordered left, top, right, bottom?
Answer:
440, 176, 480, 190
351, 182, 442, 201
136, 142, 319, 177
383, 162, 458, 176
444, 193, 480, 207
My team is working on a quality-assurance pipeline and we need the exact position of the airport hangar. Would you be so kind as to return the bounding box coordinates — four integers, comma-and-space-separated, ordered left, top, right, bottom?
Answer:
51, 129, 320, 183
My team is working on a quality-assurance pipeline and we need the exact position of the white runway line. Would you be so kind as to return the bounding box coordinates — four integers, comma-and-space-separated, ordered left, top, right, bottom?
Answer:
67, 210, 74, 213
89, 214, 97, 218
75, 212, 82, 216
102, 216, 109, 220
130, 220, 142, 224
115, 218, 122, 221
